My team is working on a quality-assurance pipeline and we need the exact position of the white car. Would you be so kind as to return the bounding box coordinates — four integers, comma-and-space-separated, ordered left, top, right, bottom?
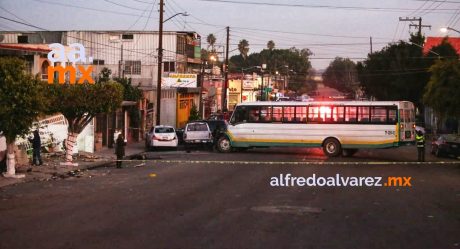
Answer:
145, 125, 178, 150
183, 122, 213, 152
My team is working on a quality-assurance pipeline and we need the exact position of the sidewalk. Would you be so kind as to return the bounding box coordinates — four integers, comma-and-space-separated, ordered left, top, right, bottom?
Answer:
0, 142, 146, 188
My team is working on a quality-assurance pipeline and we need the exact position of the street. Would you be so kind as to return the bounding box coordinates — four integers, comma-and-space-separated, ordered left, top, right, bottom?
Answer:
1, 147, 459, 249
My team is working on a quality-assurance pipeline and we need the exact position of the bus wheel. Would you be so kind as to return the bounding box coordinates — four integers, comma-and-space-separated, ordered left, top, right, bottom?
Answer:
217, 136, 232, 153
343, 149, 358, 157
323, 138, 342, 157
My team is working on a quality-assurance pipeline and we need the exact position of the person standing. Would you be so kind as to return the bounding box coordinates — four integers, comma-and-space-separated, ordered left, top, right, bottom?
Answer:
415, 130, 425, 162
29, 129, 43, 166
115, 134, 126, 168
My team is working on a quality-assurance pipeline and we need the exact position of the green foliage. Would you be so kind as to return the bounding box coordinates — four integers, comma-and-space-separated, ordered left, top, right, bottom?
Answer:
267, 40, 275, 50
423, 59, 460, 120
46, 81, 123, 134
188, 103, 200, 121
99, 67, 112, 82
357, 35, 430, 106
0, 57, 47, 143
113, 77, 142, 127
238, 39, 250, 60
357, 34, 459, 109
323, 57, 358, 94
206, 34, 216, 49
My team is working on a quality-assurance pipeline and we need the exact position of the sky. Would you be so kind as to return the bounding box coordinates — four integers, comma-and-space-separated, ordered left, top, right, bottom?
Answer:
1, 0, 460, 70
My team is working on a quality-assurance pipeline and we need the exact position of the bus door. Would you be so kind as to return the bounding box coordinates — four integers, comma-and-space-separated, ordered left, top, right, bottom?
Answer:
399, 108, 414, 143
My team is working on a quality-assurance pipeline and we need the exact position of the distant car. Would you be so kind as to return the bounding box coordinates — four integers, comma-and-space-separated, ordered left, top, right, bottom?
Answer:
431, 134, 460, 158
183, 121, 213, 152
276, 96, 291, 101
145, 125, 178, 151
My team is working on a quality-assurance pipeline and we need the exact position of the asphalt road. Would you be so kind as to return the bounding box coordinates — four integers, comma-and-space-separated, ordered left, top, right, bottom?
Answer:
0, 148, 459, 249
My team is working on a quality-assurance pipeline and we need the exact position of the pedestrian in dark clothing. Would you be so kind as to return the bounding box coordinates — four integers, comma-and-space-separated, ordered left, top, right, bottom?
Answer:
415, 130, 425, 162
115, 134, 126, 168
29, 129, 43, 166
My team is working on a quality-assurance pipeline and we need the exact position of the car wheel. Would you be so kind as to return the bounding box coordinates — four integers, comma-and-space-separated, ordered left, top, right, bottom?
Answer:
323, 138, 342, 157
217, 136, 232, 153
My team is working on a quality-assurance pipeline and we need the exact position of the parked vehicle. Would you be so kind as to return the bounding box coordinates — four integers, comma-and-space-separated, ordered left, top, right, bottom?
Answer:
183, 122, 213, 152
145, 125, 178, 150
431, 134, 460, 158
198, 120, 228, 145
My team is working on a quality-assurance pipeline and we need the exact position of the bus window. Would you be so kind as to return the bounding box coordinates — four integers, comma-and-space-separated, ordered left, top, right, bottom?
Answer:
260, 106, 271, 122
295, 106, 307, 123
248, 107, 259, 123
371, 107, 387, 123
272, 106, 282, 122
308, 106, 320, 123
357, 106, 370, 123
388, 108, 397, 124
319, 106, 332, 122
283, 106, 295, 122
231, 106, 248, 124
332, 106, 345, 123
345, 106, 357, 123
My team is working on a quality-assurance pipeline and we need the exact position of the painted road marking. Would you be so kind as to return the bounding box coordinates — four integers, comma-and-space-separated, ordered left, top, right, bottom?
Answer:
146, 160, 460, 166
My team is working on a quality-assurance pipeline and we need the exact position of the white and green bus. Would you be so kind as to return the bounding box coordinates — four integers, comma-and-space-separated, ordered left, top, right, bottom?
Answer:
216, 101, 416, 157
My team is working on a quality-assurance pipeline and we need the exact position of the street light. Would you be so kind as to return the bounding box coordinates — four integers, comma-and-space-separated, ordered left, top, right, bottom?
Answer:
156, 5, 190, 126
440, 26, 460, 34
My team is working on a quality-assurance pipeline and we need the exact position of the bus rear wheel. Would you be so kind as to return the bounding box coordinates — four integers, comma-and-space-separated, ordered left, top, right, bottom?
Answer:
323, 138, 342, 157
217, 136, 232, 153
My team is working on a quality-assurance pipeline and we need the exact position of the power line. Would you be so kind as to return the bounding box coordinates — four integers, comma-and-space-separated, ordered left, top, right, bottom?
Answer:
103, 0, 147, 11
193, 0, 458, 14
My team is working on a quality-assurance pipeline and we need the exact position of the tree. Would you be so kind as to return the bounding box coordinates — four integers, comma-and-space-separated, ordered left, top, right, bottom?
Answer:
357, 34, 430, 107
238, 39, 250, 60
113, 76, 142, 127
0, 57, 46, 177
188, 103, 200, 121
423, 59, 460, 133
206, 33, 216, 50
46, 81, 123, 164
267, 40, 275, 51
323, 57, 358, 94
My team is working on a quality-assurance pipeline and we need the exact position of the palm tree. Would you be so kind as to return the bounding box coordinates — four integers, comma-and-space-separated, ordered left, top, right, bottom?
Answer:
206, 33, 216, 51
267, 40, 275, 51
238, 39, 249, 60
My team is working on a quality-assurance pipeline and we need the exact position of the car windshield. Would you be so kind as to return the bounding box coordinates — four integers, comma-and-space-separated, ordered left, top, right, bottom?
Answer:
155, 127, 174, 133
443, 134, 460, 142
187, 123, 208, 131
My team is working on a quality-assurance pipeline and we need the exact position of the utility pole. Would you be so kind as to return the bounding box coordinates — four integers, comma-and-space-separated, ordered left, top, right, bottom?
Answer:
156, 0, 164, 126
119, 43, 124, 78
369, 36, 373, 54
222, 26, 229, 111
399, 17, 431, 40
199, 60, 205, 118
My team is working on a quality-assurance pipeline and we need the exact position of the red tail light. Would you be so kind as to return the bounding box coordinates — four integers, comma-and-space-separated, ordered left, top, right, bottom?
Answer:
152, 135, 159, 140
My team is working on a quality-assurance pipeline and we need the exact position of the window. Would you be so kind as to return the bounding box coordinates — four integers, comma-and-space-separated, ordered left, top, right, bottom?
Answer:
319, 106, 332, 122
18, 35, 28, 43
295, 106, 307, 123
92, 59, 105, 65
272, 106, 282, 122
345, 106, 357, 123
231, 106, 248, 124
155, 127, 174, 133
283, 106, 295, 122
122, 34, 134, 40
332, 106, 345, 123
308, 106, 320, 123
388, 108, 397, 124
371, 107, 387, 124
260, 106, 271, 122
357, 106, 370, 123
124, 60, 141, 75
248, 107, 259, 122
164, 62, 175, 72
177, 35, 186, 55
187, 123, 208, 131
